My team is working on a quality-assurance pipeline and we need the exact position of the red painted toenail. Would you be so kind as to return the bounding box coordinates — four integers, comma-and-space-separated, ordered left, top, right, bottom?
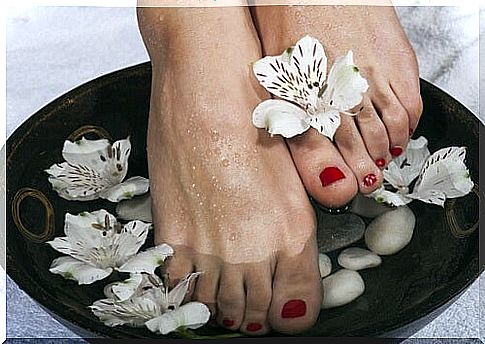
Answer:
281, 299, 307, 318
375, 158, 386, 168
363, 173, 377, 187
319, 167, 345, 187
223, 319, 235, 327
409, 128, 414, 136
246, 323, 262, 332
390, 146, 403, 157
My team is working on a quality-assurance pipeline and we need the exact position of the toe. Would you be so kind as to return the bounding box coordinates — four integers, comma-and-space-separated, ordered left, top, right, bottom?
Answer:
288, 129, 358, 208
268, 240, 322, 334
371, 86, 410, 158
217, 264, 246, 331
192, 256, 221, 320
334, 115, 383, 194
239, 263, 272, 335
390, 79, 423, 134
165, 246, 194, 287
355, 97, 392, 169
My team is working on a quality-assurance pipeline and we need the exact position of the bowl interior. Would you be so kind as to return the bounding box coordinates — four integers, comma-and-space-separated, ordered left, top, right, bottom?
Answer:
6, 63, 480, 338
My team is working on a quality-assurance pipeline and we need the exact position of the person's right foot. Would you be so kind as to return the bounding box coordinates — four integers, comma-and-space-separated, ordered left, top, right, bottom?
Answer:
137, 6, 322, 335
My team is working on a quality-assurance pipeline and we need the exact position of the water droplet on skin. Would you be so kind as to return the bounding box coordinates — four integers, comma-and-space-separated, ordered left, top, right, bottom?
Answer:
211, 129, 220, 142
218, 186, 223, 191
212, 203, 217, 208
192, 146, 197, 151
199, 201, 203, 206
221, 158, 230, 167
253, 148, 258, 154
191, 183, 196, 188
187, 129, 191, 134
243, 144, 247, 149
229, 233, 237, 241
192, 165, 196, 170
211, 176, 216, 180
196, 193, 200, 197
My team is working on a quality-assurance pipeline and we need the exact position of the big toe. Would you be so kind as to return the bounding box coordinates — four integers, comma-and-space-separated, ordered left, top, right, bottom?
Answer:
268, 239, 322, 334
288, 129, 358, 209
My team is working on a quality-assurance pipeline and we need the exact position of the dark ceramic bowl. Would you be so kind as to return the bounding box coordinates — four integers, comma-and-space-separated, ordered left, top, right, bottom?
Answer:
6, 63, 481, 338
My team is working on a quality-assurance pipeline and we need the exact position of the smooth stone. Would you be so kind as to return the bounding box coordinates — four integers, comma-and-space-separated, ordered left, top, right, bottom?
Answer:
316, 212, 365, 253
116, 193, 152, 223
365, 205, 416, 255
318, 253, 332, 278
321, 269, 365, 309
337, 247, 382, 270
350, 193, 393, 218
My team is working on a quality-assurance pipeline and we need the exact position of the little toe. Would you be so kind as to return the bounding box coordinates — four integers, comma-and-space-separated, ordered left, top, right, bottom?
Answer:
390, 79, 423, 135
216, 264, 246, 331
239, 263, 272, 335
354, 97, 392, 169
288, 130, 358, 209
165, 246, 194, 287
268, 240, 322, 334
334, 115, 383, 194
192, 256, 221, 319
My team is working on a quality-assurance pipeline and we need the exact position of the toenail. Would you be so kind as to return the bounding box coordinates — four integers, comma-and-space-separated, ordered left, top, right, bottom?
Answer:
281, 299, 307, 318
375, 158, 386, 168
319, 167, 345, 187
363, 173, 377, 187
390, 146, 403, 157
222, 319, 235, 327
409, 128, 414, 136
246, 323, 262, 332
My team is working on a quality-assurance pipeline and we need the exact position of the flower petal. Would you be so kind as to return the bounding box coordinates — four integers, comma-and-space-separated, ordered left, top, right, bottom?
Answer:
407, 147, 474, 206
100, 176, 150, 202
106, 138, 131, 183
104, 273, 144, 301
145, 302, 210, 335
322, 50, 369, 111
49, 256, 112, 285
118, 244, 174, 274
309, 109, 341, 140
90, 296, 159, 327
62, 137, 111, 170
110, 220, 151, 264
290, 35, 327, 92
252, 99, 309, 138
168, 272, 202, 308
366, 186, 413, 207
46, 162, 108, 201
253, 52, 319, 110
384, 136, 430, 189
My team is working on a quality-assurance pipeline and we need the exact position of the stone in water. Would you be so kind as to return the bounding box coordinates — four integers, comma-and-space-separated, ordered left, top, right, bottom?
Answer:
116, 193, 152, 223
337, 247, 381, 270
365, 205, 416, 255
316, 212, 365, 253
321, 269, 365, 309
319, 253, 332, 278
350, 193, 393, 218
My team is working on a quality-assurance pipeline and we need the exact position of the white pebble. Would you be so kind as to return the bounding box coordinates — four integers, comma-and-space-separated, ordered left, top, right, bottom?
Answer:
350, 193, 392, 218
321, 269, 365, 309
318, 253, 332, 278
116, 194, 152, 223
365, 205, 416, 255
337, 247, 381, 270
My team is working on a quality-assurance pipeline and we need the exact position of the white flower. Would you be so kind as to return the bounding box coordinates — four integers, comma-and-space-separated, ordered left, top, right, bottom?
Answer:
47, 210, 173, 284
252, 35, 369, 140
368, 137, 474, 207
91, 272, 210, 335
46, 136, 149, 202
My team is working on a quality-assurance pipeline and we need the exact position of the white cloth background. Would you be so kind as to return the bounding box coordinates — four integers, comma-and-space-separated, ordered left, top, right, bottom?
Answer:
5, 5, 483, 340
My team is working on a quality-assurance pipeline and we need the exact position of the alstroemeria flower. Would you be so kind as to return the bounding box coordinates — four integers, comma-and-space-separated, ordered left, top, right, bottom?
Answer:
368, 137, 474, 207
48, 210, 173, 284
252, 35, 369, 140
91, 272, 210, 335
46, 137, 149, 202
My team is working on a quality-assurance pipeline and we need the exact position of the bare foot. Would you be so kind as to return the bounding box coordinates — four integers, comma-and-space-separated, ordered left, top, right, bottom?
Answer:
137, 6, 322, 335
251, 4, 423, 208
